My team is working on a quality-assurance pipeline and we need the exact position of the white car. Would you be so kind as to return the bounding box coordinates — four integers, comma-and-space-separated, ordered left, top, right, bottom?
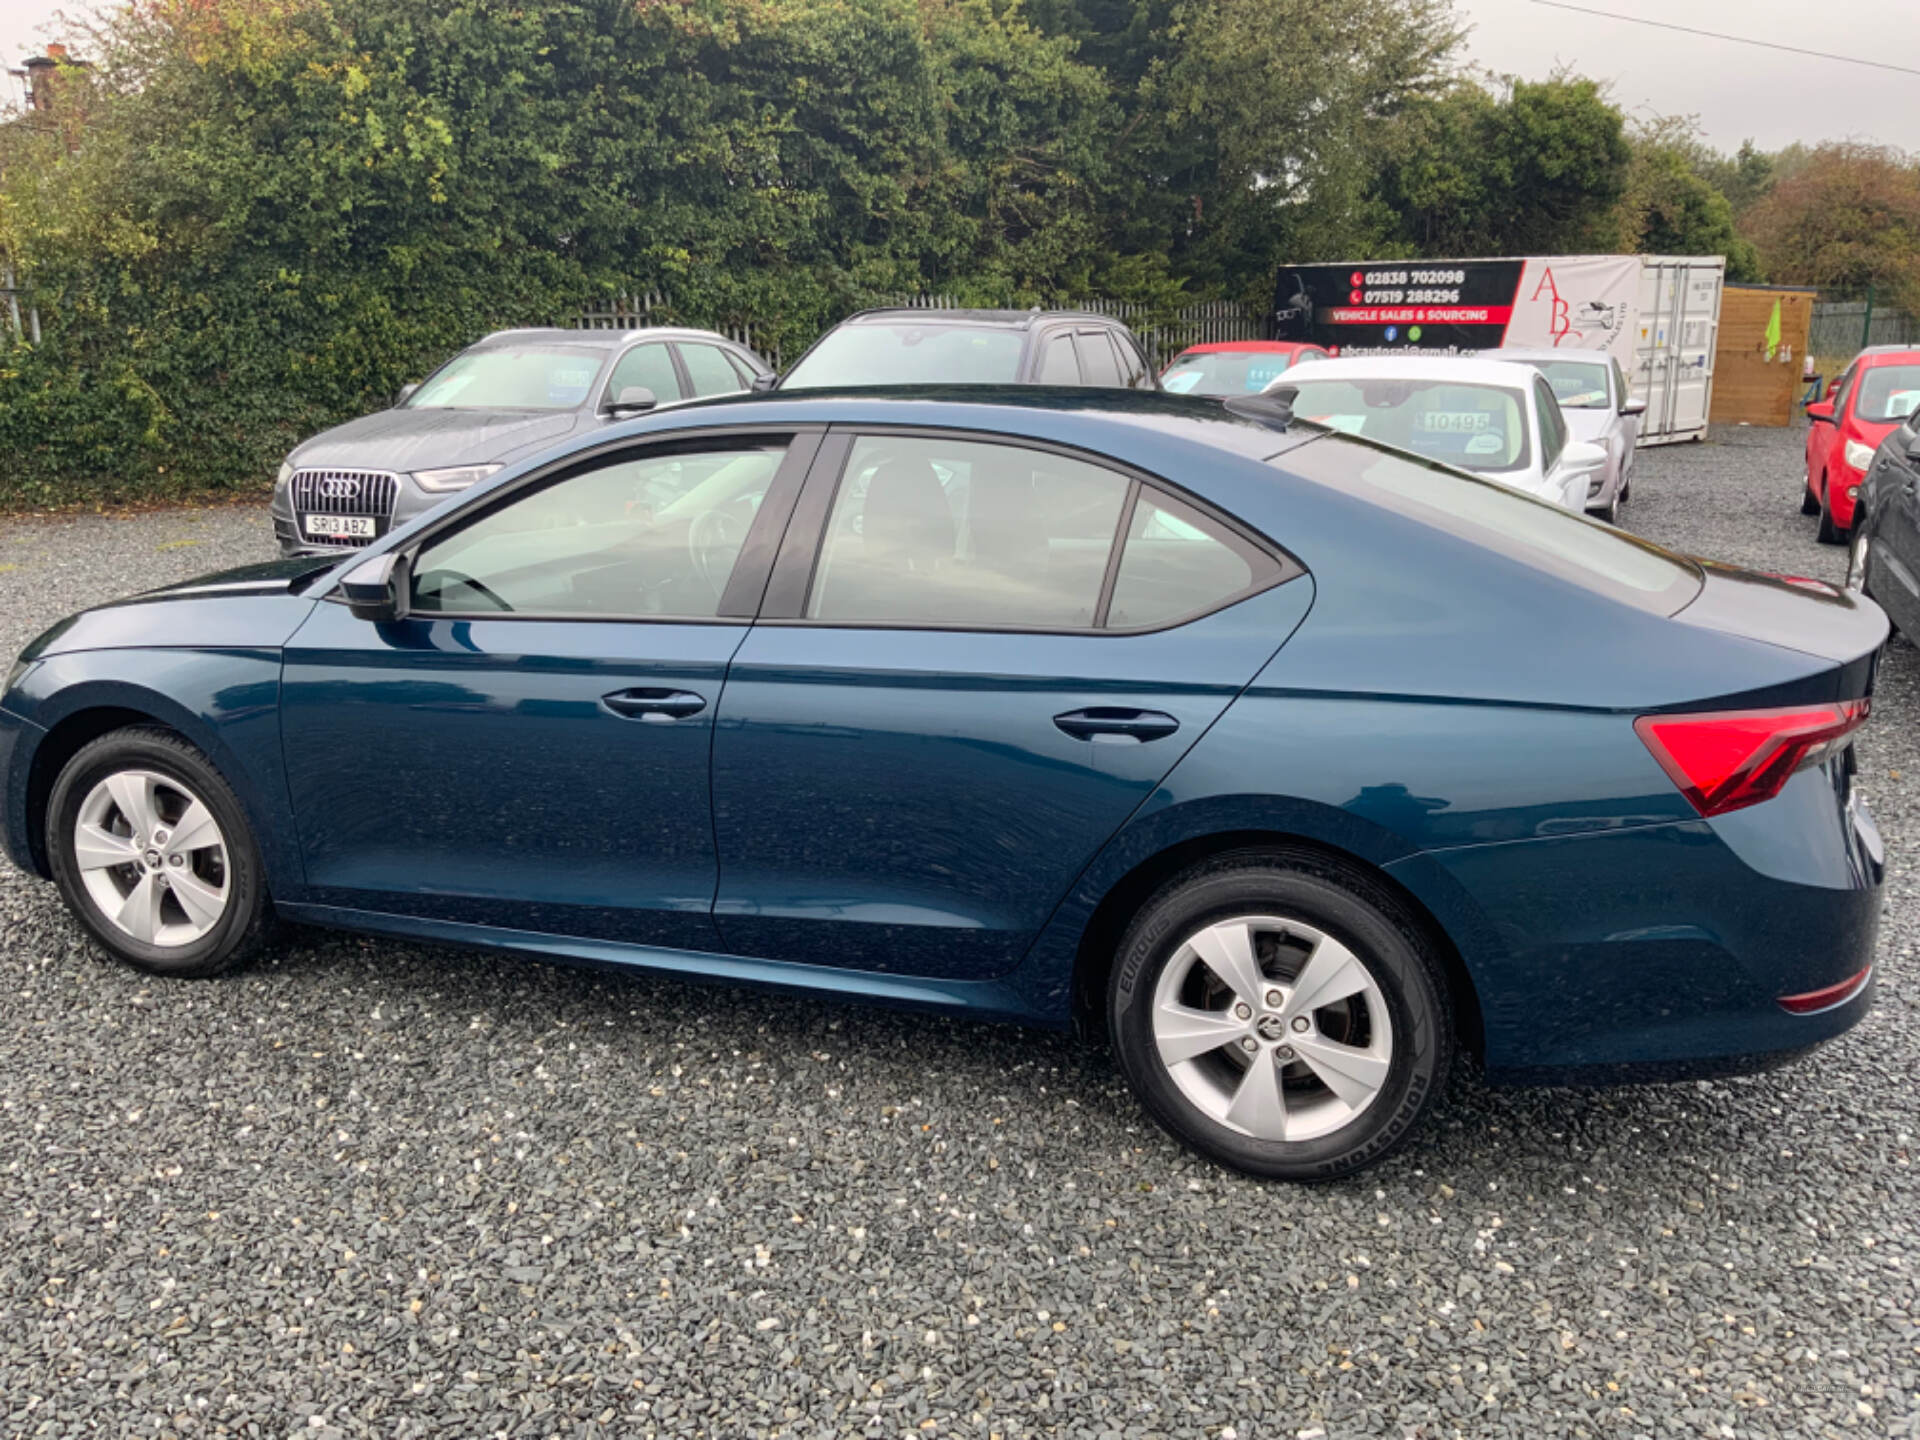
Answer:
1482, 347, 1645, 523
1264, 356, 1609, 513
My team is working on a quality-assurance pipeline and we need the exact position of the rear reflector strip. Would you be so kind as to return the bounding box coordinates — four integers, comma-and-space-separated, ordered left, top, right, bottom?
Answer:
1778, 965, 1873, 1015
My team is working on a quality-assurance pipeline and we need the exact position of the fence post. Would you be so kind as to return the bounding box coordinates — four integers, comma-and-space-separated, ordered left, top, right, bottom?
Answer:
1862, 283, 1874, 351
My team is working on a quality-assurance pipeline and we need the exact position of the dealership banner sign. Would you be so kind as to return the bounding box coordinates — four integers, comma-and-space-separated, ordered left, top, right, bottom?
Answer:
1272, 256, 1642, 368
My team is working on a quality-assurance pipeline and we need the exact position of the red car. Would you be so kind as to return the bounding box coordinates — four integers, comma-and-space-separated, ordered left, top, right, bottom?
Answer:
1804, 346, 1920, 543
1161, 340, 1330, 397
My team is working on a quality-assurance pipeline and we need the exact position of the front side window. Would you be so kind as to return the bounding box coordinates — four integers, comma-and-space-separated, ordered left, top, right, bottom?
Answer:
1163, 349, 1299, 397
1534, 378, 1568, 470
782, 324, 1025, 388
1112, 334, 1152, 389
1282, 378, 1532, 474
1855, 364, 1920, 423
603, 344, 683, 407
410, 442, 787, 618
1107, 491, 1278, 629
679, 343, 749, 398
1611, 357, 1631, 410
807, 436, 1130, 627
409, 348, 605, 411
1522, 359, 1612, 409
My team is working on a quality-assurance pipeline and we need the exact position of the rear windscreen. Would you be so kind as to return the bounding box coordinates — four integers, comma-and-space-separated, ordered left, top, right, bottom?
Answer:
1276, 432, 1703, 615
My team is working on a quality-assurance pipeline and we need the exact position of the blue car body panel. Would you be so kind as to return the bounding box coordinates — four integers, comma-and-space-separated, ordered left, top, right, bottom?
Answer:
0, 389, 1889, 1083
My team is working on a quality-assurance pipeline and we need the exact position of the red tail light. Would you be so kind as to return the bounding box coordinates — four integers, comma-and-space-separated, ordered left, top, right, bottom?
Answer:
1634, 699, 1869, 818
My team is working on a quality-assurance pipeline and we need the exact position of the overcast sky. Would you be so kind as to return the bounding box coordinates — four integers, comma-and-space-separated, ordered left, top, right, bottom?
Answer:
3, 0, 1915, 153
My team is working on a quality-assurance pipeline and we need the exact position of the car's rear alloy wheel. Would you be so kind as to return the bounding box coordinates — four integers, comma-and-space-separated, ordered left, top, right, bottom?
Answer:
1847, 529, 1872, 596
49, 727, 273, 978
1108, 852, 1451, 1180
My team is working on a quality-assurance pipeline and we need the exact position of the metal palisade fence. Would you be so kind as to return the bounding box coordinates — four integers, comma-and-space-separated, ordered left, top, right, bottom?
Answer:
1809, 290, 1920, 358
573, 291, 1264, 371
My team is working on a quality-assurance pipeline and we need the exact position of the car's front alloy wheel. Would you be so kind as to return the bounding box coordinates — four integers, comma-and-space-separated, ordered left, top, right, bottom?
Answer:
1847, 529, 1872, 595
1108, 851, 1451, 1180
48, 727, 273, 978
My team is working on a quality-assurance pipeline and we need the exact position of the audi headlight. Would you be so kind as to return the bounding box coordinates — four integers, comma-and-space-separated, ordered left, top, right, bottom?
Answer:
1844, 440, 1877, 472
413, 464, 502, 493
276, 460, 295, 487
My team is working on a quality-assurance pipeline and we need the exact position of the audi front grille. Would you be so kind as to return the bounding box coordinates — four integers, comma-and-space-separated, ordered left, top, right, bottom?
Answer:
288, 468, 400, 548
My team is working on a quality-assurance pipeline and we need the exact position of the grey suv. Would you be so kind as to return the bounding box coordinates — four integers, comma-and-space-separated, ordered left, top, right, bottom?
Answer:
779, 309, 1158, 391
271, 327, 772, 554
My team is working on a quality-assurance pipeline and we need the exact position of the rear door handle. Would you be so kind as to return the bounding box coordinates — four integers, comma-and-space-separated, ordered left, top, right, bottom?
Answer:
1053, 707, 1180, 744
602, 688, 708, 722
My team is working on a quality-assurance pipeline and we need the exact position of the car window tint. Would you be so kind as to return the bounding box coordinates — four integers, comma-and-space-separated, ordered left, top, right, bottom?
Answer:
1534, 378, 1567, 470
1107, 490, 1277, 629
1279, 437, 1701, 614
679, 343, 748, 398
1037, 335, 1080, 384
1283, 378, 1531, 473
1073, 332, 1123, 387
1112, 334, 1152, 389
603, 344, 683, 406
410, 443, 786, 619
807, 436, 1130, 628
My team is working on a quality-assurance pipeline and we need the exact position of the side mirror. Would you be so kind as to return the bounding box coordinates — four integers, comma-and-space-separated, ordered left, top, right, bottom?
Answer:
1805, 400, 1835, 424
750, 373, 778, 394
395, 383, 419, 407
338, 551, 409, 623
606, 386, 657, 419
1620, 399, 1646, 417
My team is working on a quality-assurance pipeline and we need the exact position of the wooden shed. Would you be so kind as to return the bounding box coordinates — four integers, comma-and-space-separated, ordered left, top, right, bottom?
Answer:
1711, 285, 1817, 427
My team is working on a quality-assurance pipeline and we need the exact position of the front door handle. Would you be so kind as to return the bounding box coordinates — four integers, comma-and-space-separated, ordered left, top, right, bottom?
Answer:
1053, 707, 1180, 744
602, 688, 708, 722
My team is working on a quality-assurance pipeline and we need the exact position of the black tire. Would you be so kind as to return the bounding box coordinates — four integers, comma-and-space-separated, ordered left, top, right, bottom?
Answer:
1817, 480, 1843, 545
47, 726, 274, 978
1590, 490, 1619, 526
1107, 849, 1452, 1181
1801, 481, 1821, 516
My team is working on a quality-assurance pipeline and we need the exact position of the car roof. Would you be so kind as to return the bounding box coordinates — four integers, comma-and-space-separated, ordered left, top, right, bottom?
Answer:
839, 308, 1124, 331
469, 326, 743, 351
1278, 355, 1547, 388
1480, 347, 1614, 366
1173, 340, 1325, 356
1855, 346, 1920, 365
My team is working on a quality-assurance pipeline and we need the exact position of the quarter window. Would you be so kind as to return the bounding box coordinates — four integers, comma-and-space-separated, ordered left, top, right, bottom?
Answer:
807, 436, 1131, 627
679, 343, 749, 398
1107, 491, 1277, 629
410, 442, 787, 618
1534, 378, 1567, 471
603, 344, 683, 407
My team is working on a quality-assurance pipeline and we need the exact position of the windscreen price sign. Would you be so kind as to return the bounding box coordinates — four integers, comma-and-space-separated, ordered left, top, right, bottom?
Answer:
1271, 256, 1639, 362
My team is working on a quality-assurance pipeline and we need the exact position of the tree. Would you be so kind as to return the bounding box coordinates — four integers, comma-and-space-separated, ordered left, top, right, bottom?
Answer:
1616, 118, 1761, 278
1371, 75, 1632, 257
1742, 143, 1920, 311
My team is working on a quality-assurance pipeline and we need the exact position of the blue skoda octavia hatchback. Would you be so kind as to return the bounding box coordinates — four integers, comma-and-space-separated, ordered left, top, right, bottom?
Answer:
0, 391, 1888, 1179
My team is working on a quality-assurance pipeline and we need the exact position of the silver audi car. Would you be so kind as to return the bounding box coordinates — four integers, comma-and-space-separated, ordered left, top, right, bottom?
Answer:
271, 327, 773, 554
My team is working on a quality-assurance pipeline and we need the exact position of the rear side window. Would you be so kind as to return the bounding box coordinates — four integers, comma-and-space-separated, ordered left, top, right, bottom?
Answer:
678, 343, 749, 398
1107, 491, 1278, 629
1074, 332, 1123, 387
807, 436, 1130, 627
1037, 335, 1080, 384
1279, 435, 1701, 613
604, 344, 683, 406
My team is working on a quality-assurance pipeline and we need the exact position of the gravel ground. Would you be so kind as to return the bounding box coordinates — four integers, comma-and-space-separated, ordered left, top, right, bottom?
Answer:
0, 431, 1915, 1439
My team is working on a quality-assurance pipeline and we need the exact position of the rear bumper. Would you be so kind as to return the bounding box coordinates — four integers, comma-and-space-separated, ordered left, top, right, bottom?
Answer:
1388, 764, 1884, 1083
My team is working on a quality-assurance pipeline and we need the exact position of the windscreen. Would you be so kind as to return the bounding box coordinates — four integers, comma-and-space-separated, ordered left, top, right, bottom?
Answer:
1162, 349, 1300, 396
1519, 359, 1611, 409
1281, 378, 1531, 473
1855, 365, 1920, 423
407, 348, 603, 410
783, 324, 1025, 388
1279, 433, 1702, 614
